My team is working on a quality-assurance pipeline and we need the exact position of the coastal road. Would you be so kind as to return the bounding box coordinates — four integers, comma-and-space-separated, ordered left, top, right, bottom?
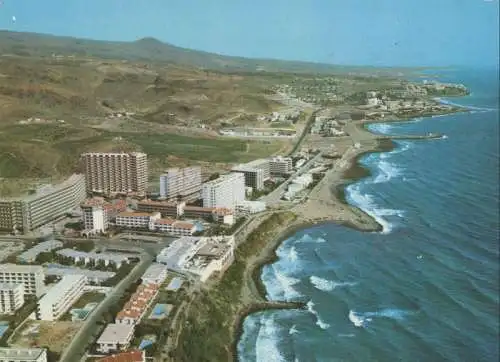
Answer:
59, 253, 153, 362
261, 151, 324, 206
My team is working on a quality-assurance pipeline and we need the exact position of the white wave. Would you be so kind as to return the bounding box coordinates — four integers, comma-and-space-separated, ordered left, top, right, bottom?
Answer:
346, 184, 404, 234
265, 265, 302, 300
254, 314, 287, 362
369, 123, 393, 134
441, 134, 448, 139
372, 160, 402, 184
435, 97, 496, 112
349, 310, 371, 327
348, 308, 414, 328
338, 333, 356, 338
289, 324, 299, 335
306, 300, 330, 330
296, 234, 326, 244
309, 276, 357, 292
315, 237, 327, 243
287, 246, 298, 262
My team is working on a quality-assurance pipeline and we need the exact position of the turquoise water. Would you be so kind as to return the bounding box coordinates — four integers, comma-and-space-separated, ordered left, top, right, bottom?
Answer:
238, 69, 499, 362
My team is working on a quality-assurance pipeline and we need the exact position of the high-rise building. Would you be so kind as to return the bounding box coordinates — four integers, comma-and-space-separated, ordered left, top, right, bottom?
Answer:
269, 156, 293, 176
36, 274, 87, 321
159, 167, 202, 200
202, 173, 245, 209
231, 166, 264, 191
0, 264, 45, 297
0, 283, 25, 314
0, 348, 48, 362
0, 174, 86, 233
82, 152, 148, 195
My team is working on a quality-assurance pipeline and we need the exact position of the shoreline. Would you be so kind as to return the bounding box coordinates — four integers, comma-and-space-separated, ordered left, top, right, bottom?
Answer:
230, 107, 463, 360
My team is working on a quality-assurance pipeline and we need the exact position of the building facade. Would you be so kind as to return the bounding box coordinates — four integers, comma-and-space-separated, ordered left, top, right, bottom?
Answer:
0, 264, 45, 297
0, 283, 25, 315
82, 152, 148, 195
115, 212, 161, 229
202, 173, 245, 209
269, 156, 293, 176
36, 274, 87, 321
0, 348, 47, 362
159, 167, 202, 200
0, 174, 86, 233
231, 167, 264, 191
235, 200, 267, 217
96, 323, 135, 353
150, 219, 196, 236
136, 200, 184, 218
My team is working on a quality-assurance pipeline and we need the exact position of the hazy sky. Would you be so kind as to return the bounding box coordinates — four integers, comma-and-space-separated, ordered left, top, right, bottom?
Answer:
1, 0, 498, 67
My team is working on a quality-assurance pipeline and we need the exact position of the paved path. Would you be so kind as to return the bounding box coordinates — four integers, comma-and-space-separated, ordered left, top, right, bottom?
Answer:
59, 253, 153, 362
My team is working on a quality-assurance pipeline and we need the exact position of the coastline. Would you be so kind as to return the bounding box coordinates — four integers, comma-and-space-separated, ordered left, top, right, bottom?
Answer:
170, 103, 466, 362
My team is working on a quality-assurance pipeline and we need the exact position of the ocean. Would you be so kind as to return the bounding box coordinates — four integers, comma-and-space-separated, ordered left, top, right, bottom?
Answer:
237, 68, 499, 362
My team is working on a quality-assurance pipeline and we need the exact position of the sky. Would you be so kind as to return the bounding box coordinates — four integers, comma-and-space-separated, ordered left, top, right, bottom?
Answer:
0, 0, 498, 67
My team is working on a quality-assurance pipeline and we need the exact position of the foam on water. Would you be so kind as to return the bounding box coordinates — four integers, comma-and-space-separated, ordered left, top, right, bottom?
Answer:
348, 308, 414, 328
296, 233, 326, 244
306, 301, 330, 330
346, 184, 404, 234
264, 264, 302, 300
289, 325, 299, 335
373, 160, 402, 184
369, 123, 393, 134
254, 314, 286, 362
309, 276, 357, 292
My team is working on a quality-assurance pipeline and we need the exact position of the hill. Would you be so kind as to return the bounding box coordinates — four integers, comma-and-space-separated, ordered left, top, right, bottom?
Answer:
0, 30, 412, 74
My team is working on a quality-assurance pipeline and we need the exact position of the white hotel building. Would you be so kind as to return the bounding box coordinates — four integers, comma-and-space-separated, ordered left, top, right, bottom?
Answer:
159, 167, 202, 200
0, 348, 47, 362
36, 274, 87, 321
0, 283, 25, 315
269, 156, 293, 176
202, 173, 245, 210
115, 212, 161, 229
0, 264, 45, 297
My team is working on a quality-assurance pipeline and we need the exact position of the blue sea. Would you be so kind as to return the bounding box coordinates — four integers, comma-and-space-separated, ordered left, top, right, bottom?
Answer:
237, 68, 499, 362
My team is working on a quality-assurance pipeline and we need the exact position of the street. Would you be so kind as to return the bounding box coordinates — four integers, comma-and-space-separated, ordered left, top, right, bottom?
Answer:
59, 253, 154, 362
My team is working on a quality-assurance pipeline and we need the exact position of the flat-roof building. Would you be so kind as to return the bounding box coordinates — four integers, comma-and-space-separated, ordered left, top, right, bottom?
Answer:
0, 174, 86, 233
36, 274, 87, 321
159, 167, 202, 200
141, 263, 168, 285
55, 249, 131, 268
136, 200, 184, 218
0, 283, 24, 315
82, 152, 148, 196
202, 173, 245, 210
17, 240, 63, 263
235, 200, 267, 217
0, 264, 44, 297
0, 347, 47, 362
115, 212, 161, 229
269, 156, 293, 176
96, 323, 135, 354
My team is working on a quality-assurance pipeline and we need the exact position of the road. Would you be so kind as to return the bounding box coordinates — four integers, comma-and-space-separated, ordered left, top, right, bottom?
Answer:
59, 253, 154, 362
261, 151, 323, 205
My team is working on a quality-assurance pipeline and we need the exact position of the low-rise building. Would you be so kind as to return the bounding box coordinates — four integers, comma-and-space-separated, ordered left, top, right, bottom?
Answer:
36, 274, 87, 321
55, 249, 131, 268
141, 263, 168, 285
115, 212, 161, 229
212, 208, 235, 225
0, 264, 45, 297
16, 240, 63, 263
96, 323, 135, 354
44, 264, 115, 285
136, 200, 184, 218
150, 218, 196, 236
156, 236, 235, 282
0, 347, 47, 362
115, 284, 159, 326
235, 200, 266, 217
182, 206, 215, 220
97, 350, 145, 362
0, 283, 24, 314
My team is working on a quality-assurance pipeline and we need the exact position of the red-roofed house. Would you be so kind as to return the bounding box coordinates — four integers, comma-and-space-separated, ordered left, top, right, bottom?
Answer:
97, 349, 145, 362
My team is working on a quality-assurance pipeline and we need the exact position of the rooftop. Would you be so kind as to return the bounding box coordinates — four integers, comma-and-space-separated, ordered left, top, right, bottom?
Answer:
0, 264, 44, 273
17, 240, 63, 261
117, 211, 154, 218
97, 323, 134, 344
38, 274, 86, 305
0, 347, 46, 360
138, 199, 177, 207
173, 222, 195, 230
97, 350, 145, 362
183, 206, 215, 212
141, 263, 168, 280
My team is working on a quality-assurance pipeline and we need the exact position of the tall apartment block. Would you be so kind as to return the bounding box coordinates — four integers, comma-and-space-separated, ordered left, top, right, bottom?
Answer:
231, 166, 265, 191
0, 174, 86, 234
82, 152, 148, 195
0, 264, 45, 297
244, 159, 271, 180
269, 156, 293, 176
202, 173, 245, 209
36, 274, 87, 321
159, 167, 202, 200
0, 283, 25, 314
